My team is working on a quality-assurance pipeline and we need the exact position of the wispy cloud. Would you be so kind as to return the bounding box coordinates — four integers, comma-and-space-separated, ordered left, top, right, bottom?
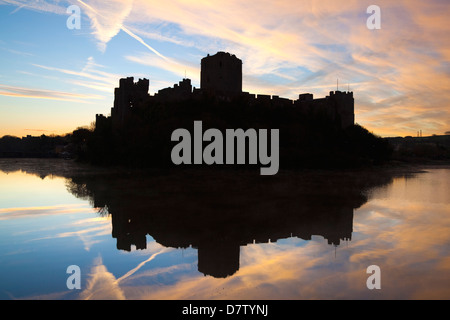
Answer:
76, 0, 134, 52
125, 52, 199, 84
0, 0, 66, 15
126, 0, 450, 136
0, 84, 104, 102
31, 57, 123, 94
76, 0, 170, 60
24, 129, 50, 132
115, 247, 173, 284
79, 244, 172, 299
54, 218, 111, 251
1, 47, 33, 57
79, 256, 126, 300
33, 63, 116, 86
0, 204, 90, 221
2, 0, 449, 136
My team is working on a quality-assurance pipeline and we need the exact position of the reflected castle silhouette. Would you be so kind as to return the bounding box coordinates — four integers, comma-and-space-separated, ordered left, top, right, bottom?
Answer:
63, 169, 394, 278
0, 159, 399, 279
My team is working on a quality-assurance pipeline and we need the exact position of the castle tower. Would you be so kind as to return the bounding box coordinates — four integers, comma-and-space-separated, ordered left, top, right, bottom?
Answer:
200, 52, 242, 96
329, 91, 355, 129
197, 239, 240, 278
111, 77, 149, 129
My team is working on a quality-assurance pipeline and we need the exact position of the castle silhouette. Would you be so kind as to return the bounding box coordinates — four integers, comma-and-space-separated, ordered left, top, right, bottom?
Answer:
95, 52, 354, 132
85, 51, 393, 170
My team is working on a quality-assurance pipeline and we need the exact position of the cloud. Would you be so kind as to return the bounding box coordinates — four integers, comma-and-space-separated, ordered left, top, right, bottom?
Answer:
2, 0, 449, 136
54, 220, 111, 251
77, 0, 170, 59
115, 247, 173, 284
125, 52, 199, 84
76, 0, 133, 52
119, 0, 450, 135
24, 129, 50, 132
79, 245, 173, 299
0, 0, 66, 15
79, 256, 126, 300
0, 204, 90, 221
33, 62, 117, 86
0, 84, 104, 102
31, 57, 123, 94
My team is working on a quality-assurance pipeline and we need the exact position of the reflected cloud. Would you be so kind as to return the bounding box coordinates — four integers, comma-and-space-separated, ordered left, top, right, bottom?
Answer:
16, 215, 112, 252
79, 246, 174, 299
55, 220, 111, 251
65, 168, 385, 278
2, 160, 450, 299
0, 204, 90, 221
66, 166, 450, 299
80, 256, 126, 300
115, 247, 173, 284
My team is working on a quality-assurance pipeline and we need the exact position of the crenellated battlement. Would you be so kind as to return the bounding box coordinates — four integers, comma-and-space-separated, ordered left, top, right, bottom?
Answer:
97, 52, 355, 131
111, 77, 150, 128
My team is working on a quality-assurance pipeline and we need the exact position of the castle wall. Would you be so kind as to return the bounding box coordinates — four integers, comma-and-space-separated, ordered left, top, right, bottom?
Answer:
294, 91, 354, 129
155, 78, 192, 102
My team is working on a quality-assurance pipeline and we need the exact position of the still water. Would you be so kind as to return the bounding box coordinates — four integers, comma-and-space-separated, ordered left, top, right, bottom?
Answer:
0, 159, 449, 300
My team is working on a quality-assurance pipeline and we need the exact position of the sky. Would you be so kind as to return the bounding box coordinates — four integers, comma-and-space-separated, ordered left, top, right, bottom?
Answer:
0, 0, 449, 138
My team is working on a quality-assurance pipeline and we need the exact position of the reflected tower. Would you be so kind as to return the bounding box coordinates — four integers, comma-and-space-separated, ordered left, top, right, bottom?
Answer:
61, 169, 397, 278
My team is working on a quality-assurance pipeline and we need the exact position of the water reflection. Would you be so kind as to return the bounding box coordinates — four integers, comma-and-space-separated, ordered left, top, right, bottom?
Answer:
4, 159, 398, 279
4, 160, 450, 299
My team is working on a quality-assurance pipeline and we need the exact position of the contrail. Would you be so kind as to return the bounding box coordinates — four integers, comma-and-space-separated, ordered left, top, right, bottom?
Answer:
120, 25, 169, 61
115, 248, 172, 284
77, 0, 169, 61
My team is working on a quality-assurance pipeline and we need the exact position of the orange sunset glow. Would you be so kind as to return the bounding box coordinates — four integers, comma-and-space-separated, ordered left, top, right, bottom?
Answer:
1, 0, 449, 138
